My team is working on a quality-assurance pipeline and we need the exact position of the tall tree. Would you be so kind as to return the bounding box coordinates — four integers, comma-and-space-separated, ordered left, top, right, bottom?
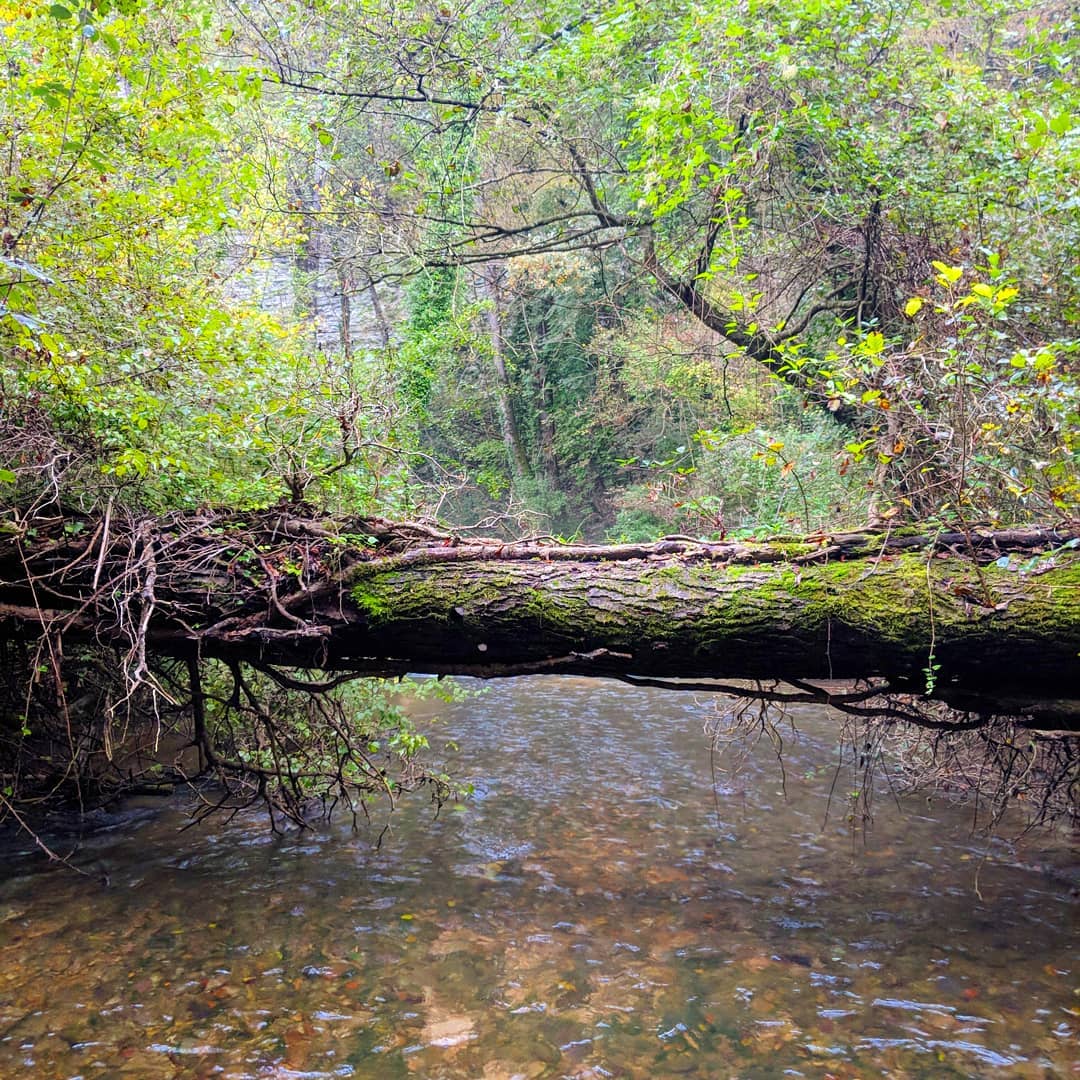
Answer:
225, 0, 1079, 522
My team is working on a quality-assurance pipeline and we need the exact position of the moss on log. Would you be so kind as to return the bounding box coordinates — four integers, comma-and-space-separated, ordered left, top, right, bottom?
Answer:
343, 541, 1080, 697
1, 510, 1078, 723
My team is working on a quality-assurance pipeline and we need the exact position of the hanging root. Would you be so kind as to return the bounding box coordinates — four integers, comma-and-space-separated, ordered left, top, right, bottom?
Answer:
700, 678, 1079, 833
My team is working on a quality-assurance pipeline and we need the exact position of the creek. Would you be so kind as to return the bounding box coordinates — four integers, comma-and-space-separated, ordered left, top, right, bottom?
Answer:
0, 677, 1076, 1078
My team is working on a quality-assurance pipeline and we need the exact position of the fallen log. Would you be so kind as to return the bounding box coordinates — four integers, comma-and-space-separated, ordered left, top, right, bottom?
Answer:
1, 509, 1078, 727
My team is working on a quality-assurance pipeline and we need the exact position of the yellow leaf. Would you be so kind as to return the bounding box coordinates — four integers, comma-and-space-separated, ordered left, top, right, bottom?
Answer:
971, 282, 994, 298
932, 260, 964, 284
862, 330, 885, 355
904, 297, 923, 317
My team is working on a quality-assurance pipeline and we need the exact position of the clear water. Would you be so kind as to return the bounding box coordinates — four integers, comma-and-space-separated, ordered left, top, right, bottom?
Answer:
1, 677, 1076, 1078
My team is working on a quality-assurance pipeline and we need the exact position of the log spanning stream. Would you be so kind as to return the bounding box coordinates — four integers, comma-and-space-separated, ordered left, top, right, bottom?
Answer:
3, 511, 1079, 724
1, 677, 1076, 1078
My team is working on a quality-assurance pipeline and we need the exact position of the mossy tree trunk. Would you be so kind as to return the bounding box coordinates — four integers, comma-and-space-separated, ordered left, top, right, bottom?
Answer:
1, 512, 1077, 726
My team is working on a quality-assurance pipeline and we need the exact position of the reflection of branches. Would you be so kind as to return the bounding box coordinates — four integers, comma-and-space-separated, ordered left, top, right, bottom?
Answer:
181, 657, 450, 832
881, 722, 1079, 834
689, 677, 1078, 834
706, 684, 793, 799
617, 675, 986, 730
4, 637, 452, 849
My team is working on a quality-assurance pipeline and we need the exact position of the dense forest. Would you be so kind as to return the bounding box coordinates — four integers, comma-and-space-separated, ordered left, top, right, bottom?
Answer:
0, 0, 1077, 835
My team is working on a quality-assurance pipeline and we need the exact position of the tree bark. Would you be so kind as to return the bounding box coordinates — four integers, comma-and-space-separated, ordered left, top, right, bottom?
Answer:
477, 264, 532, 481
338, 266, 353, 359
366, 275, 392, 349
1, 512, 1077, 726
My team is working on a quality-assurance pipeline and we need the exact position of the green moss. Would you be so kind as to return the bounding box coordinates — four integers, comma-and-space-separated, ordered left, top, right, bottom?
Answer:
711, 563, 757, 579
519, 586, 594, 632
656, 564, 688, 580
760, 540, 820, 559
346, 550, 1080, 681
351, 582, 396, 621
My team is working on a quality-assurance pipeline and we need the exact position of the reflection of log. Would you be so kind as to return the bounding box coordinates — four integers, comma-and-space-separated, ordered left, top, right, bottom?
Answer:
1, 511, 1078, 726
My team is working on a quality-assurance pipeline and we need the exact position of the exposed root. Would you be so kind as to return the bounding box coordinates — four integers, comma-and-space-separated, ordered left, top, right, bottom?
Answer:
1, 645, 457, 844
1, 505, 1077, 843
702, 679, 1079, 833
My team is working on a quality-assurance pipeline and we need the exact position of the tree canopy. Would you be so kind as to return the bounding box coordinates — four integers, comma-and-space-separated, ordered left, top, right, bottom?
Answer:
2, 0, 1077, 530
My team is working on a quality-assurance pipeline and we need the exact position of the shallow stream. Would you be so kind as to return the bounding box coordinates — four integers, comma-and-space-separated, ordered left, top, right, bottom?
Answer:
1, 677, 1077, 1078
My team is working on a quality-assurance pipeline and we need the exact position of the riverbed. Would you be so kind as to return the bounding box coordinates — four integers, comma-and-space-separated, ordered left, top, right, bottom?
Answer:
1, 677, 1076, 1078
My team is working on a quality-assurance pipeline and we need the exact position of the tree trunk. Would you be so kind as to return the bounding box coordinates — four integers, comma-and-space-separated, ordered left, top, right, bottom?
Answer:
338, 267, 353, 359
1, 512, 1077, 726
366, 275, 392, 349
477, 264, 532, 481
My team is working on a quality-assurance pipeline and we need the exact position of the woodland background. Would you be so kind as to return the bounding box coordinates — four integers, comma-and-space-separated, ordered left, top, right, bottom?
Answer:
0, 0, 1077, 829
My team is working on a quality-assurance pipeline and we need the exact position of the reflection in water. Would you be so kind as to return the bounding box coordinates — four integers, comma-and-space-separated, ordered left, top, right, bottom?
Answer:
0, 677, 1076, 1078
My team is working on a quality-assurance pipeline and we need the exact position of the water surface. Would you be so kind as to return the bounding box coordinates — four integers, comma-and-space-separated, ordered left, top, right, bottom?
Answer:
1, 677, 1076, 1078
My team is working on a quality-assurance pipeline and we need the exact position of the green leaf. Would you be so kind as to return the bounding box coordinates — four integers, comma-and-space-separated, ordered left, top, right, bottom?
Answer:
1049, 112, 1073, 135
48, 4, 72, 19
0, 469, 16, 484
